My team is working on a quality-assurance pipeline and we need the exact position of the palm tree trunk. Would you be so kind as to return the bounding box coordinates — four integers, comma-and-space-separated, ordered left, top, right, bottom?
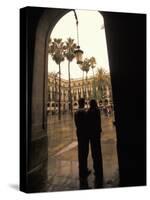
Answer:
68, 61, 72, 115
92, 68, 96, 99
58, 63, 61, 120
82, 70, 85, 98
86, 72, 88, 100
54, 75, 57, 114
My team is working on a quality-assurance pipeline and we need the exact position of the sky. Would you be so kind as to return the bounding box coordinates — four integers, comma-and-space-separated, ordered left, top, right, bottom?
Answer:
48, 10, 110, 80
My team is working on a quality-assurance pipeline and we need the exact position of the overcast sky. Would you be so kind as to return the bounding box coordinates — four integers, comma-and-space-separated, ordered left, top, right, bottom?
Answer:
48, 10, 110, 79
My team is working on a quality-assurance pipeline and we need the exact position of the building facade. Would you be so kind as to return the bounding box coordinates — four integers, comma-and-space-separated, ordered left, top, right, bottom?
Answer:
47, 73, 112, 113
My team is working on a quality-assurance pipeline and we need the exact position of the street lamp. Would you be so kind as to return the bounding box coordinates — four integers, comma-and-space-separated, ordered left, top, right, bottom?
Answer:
74, 46, 84, 64
73, 10, 84, 64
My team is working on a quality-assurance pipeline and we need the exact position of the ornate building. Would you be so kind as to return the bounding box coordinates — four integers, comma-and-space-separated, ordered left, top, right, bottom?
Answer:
47, 73, 112, 113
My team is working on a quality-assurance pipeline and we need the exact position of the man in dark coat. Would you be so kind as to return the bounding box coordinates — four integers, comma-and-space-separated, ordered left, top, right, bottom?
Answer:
87, 99, 103, 188
74, 98, 90, 189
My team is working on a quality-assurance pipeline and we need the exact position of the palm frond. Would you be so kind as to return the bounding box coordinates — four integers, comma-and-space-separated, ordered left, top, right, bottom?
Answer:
89, 56, 96, 69
49, 38, 65, 65
64, 38, 77, 62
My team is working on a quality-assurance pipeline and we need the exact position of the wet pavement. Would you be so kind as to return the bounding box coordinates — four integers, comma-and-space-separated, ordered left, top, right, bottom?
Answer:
47, 112, 119, 192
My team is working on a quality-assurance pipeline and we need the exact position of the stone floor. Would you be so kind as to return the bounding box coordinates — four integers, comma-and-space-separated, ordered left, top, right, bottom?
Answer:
47, 112, 119, 192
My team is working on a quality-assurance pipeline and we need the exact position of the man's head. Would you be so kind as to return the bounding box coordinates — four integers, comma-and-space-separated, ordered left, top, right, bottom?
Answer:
89, 99, 98, 109
78, 98, 85, 108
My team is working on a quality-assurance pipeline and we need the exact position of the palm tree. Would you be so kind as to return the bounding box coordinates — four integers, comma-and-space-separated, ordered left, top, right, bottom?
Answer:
47, 74, 51, 112
89, 56, 97, 98
81, 58, 91, 99
48, 38, 65, 120
49, 72, 59, 114
96, 67, 110, 101
64, 38, 77, 114
79, 64, 85, 97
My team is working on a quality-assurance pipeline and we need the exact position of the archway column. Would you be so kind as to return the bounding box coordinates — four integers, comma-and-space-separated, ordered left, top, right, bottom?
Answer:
101, 11, 146, 187
20, 7, 70, 192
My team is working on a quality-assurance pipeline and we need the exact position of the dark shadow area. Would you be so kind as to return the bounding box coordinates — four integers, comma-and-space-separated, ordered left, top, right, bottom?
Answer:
103, 11, 146, 187
9, 184, 19, 191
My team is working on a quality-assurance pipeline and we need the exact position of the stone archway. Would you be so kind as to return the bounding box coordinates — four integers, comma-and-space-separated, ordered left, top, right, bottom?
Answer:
31, 9, 117, 192
30, 8, 113, 192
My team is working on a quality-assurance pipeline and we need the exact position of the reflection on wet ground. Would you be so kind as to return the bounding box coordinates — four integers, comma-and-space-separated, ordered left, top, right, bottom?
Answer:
47, 113, 119, 191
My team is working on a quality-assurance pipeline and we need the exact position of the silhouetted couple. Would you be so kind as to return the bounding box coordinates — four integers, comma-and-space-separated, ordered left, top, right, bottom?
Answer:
74, 98, 103, 189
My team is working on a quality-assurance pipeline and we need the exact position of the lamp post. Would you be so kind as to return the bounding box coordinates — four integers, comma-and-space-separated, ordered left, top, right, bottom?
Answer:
73, 10, 84, 65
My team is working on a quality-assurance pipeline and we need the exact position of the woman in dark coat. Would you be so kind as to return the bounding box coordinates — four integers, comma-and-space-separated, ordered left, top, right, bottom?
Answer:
87, 99, 103, 188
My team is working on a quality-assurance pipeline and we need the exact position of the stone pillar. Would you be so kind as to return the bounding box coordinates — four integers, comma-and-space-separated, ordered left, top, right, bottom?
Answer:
101, 11, 146, 187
